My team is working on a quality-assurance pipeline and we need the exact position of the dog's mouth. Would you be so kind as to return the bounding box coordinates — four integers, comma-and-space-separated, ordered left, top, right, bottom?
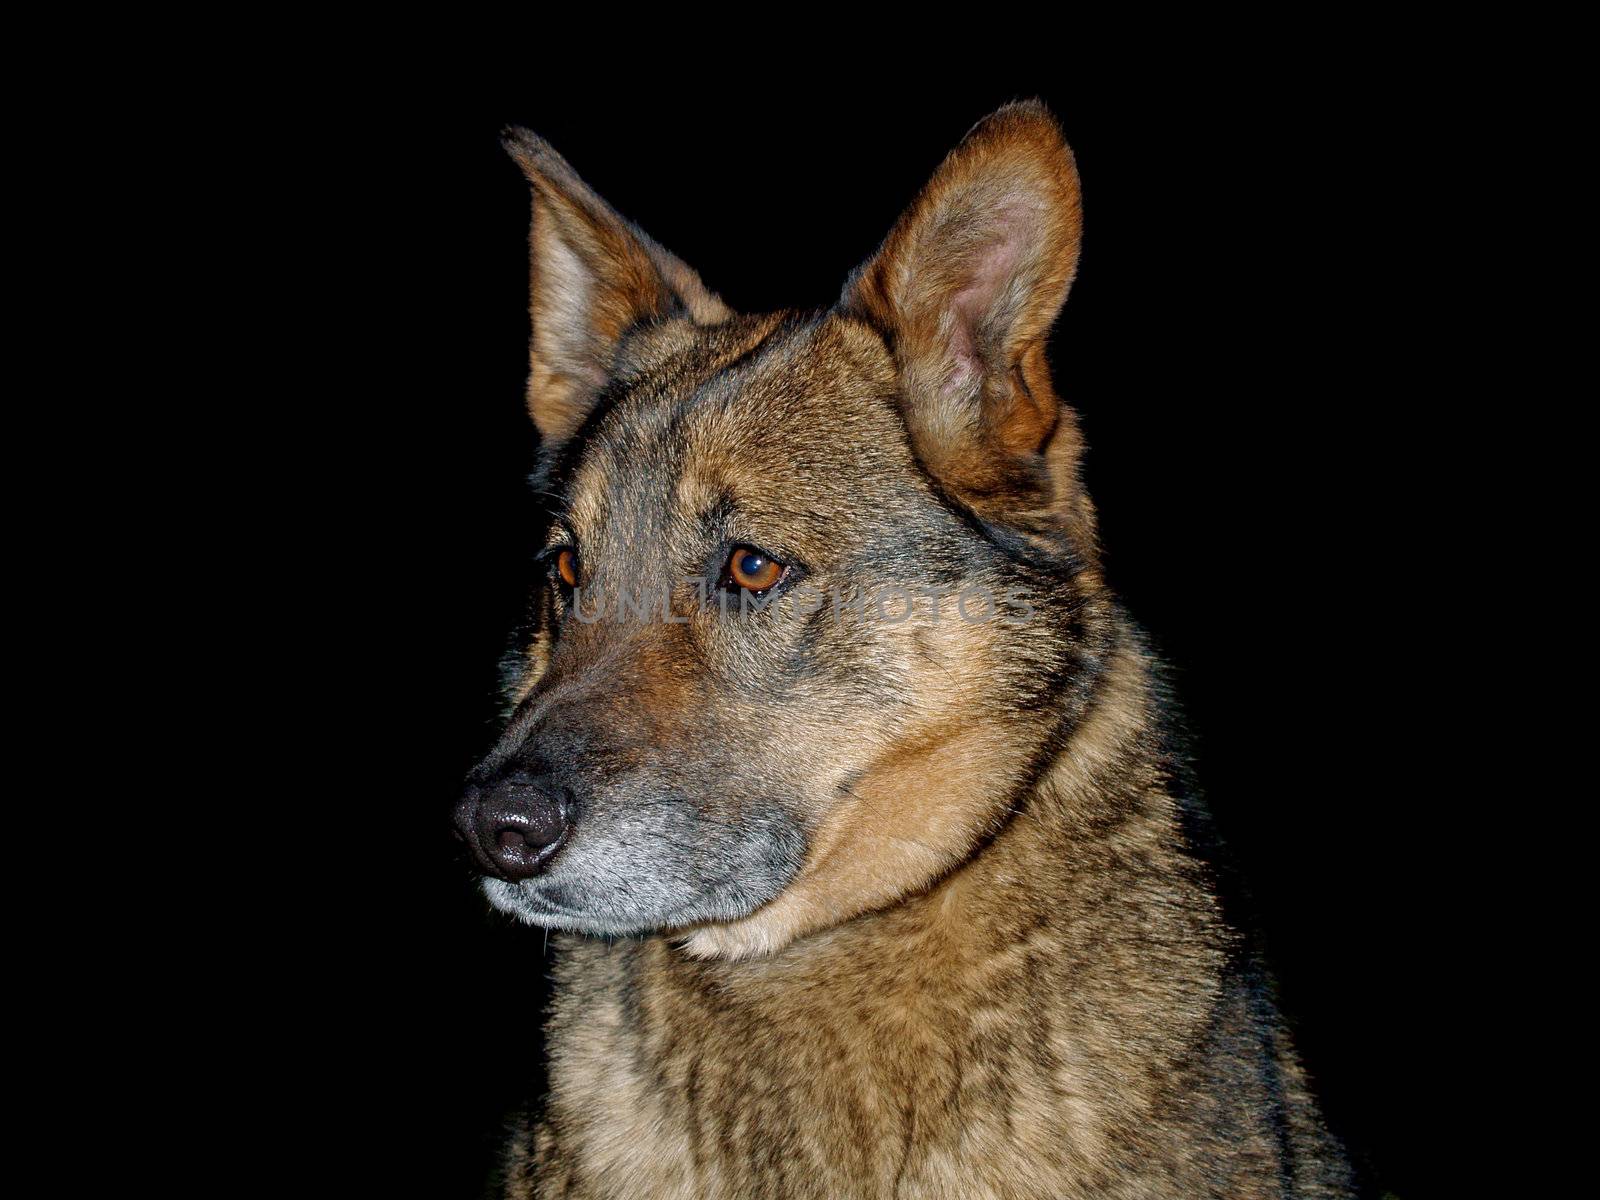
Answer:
483, 873, 699, 938
483, 876, 581, 920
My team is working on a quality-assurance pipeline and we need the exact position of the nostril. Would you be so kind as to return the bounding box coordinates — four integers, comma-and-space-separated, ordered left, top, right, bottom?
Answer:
497, 827, 529, 854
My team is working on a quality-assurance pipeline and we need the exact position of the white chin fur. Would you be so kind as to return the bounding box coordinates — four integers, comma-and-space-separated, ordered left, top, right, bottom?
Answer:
483, 878, 570, 927
482, 877, 648, 936
481, 876, 767, 939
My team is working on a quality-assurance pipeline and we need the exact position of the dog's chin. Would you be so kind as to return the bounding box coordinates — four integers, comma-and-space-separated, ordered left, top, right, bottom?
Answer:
482, 877, 667, 936
482, 868, 792, 939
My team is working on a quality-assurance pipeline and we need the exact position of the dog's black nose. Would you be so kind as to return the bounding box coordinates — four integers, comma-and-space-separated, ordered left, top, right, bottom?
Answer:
454, 772, 570, 881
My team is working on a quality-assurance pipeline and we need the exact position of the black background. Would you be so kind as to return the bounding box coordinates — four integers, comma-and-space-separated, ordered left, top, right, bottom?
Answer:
317, 66, 1432, 1198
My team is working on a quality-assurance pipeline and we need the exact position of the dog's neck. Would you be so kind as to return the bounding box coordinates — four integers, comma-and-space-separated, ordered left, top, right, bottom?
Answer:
678, 614, 1168, 963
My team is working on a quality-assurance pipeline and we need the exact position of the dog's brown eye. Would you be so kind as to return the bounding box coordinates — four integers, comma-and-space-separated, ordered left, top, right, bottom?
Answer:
727, 546, 783, 592
556, 549, 578, 588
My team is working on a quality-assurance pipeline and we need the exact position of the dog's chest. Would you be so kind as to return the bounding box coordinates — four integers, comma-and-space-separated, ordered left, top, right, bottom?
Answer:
534, 929, 1121, 1200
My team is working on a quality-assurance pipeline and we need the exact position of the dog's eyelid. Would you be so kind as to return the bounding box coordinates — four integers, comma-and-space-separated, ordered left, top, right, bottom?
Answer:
537, 534, 577, 561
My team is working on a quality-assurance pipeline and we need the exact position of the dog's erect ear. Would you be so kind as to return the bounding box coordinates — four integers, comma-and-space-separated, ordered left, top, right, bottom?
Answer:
504, 129, 731, 442
840, 102, 1089, 540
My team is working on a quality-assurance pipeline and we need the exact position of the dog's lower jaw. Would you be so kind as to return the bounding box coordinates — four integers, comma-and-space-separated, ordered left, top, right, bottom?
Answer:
488, 877, 776, 941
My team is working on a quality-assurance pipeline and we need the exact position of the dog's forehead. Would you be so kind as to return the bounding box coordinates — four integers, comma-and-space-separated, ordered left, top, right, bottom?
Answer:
565, 313, 907, 544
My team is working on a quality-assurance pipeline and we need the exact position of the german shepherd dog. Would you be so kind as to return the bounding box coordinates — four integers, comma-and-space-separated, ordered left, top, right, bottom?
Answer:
454, 102, 1355, 1198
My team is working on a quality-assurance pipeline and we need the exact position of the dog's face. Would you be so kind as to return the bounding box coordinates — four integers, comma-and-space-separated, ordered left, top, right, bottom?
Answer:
457, 104, 1106, 959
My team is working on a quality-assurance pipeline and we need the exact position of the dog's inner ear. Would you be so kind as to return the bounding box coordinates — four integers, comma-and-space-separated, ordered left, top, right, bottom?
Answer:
840, 102, 1087, 538
505, 129, 731, 442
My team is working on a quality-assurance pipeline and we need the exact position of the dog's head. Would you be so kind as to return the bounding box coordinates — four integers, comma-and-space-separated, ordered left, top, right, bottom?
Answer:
456, 103, 1110, 958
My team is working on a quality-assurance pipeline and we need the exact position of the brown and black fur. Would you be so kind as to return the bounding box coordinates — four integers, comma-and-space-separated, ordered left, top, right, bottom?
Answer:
465, 102, 1354, 1198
